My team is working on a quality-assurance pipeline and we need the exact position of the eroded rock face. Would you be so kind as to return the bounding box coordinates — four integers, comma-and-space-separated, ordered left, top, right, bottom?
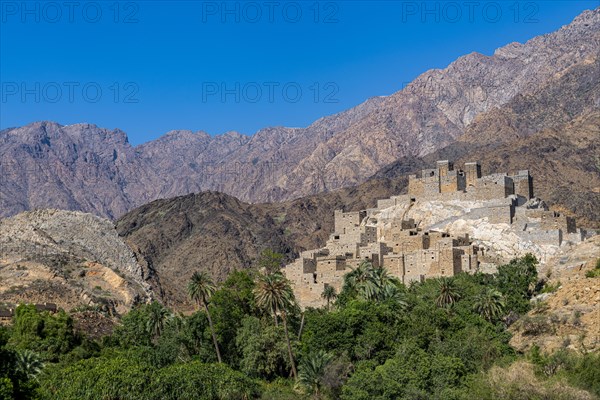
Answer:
509, 236, 600, 354
0, 122, 162, 219
370, 198, 584, 265
1, 8, 598, 219
0, 209, 151, 314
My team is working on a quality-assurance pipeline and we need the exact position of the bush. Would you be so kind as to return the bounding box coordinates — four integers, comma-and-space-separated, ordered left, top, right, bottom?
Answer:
494, 254, 538, 314
584, 259, 600, 278
38, 353, 261, 400
519, 315, 552, 336
541, 281, 561, 294
9, 304, 80, 361
559, 351, 600, 396
461, 361, 596, 400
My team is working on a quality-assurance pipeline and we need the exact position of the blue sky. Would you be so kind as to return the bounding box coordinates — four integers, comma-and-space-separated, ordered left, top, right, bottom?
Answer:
1, 0, 597, 145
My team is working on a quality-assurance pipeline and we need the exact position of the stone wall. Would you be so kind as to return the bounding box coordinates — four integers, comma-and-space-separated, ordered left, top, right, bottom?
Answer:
512, 170, 534, 201
468, 174, 513, 200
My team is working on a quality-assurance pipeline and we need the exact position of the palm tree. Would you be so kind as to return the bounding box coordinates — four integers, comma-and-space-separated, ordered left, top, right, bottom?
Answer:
254, 272, 298, 379
16, 350, 44, 380
435, 277, 461, 308
297, 350, 333, 399
473, 288, 506, 322
146, 301, 172, 342
379, 283, 409, 310
369, 267, 402, 301
343, 261, 375, 301
321, 285, 337, 310
344, 262, 406, 304
188, 271, 222, 363
344, 261, 373, 293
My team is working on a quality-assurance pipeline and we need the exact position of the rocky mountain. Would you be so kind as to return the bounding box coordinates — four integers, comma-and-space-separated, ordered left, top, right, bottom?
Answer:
1, 8, 598, 219
116, 191, 296, 308
377, 109, 600, 228
116, 108, 599, 310
115, 176, 410, 309
0, 123, 163, 219
0, 209, 151, 314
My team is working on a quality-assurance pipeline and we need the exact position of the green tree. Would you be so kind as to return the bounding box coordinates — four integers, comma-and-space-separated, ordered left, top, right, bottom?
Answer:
15, 349, 44, 381
301, 301, 402, 364
236, 316, 291, 380
473, 288, 506, 322
209, 271, 256, 364
297, 350, 333, 399
188, 271, 222, 363
0, 344, 39, 399
435, 277, 461, 308
321, 286, 337, 310
150, 361, 261, 400
0, 377, 13, 400
495, 254, 538, 314
341, 340, 466, 400
111, 304, 154, 348
254, 272, 298, 379
343, 261, 374, 300
146, 301, 172, 343
38, 352, 154, 400
259, 249, 284, 275
9, 304, 79, 361
379, 284, 409, 310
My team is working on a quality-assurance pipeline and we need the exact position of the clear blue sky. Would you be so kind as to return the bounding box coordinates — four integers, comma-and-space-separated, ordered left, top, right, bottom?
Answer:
1, 0, 597, 145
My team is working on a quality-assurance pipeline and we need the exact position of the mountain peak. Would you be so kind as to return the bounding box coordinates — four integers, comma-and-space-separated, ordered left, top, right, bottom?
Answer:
1, 8, 598, 225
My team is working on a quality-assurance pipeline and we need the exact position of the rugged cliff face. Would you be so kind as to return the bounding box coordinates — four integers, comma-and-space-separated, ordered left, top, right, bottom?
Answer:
509, 236, 600, 354
377, 110, 600, 228
0, 209, 151, 314
1, 8, 598, 219
0, 123, 162, 219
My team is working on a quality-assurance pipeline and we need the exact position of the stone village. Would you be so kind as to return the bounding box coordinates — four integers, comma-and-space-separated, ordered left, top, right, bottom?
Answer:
284, 161, 585, 308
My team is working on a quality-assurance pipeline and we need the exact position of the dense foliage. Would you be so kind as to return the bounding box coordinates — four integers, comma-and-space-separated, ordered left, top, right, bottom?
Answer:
1, 255, 598, 399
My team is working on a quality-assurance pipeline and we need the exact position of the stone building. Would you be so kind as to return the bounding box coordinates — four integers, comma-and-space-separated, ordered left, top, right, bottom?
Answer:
284, 160, 584, 309
407, 160, 533, 203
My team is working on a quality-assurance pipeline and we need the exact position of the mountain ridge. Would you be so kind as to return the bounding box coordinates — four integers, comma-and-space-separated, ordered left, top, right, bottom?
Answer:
1, 7, 598, 219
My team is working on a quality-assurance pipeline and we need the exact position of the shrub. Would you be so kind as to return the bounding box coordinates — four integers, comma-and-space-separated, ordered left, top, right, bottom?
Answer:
461, 361, 596, 400
519, 315, 552, 336
584, 259, 600, 278
541, 281, 561, 294
38, 354, 261, 400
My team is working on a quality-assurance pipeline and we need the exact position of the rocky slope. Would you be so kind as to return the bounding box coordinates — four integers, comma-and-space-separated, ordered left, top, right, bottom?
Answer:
116, 192, 296, 308
0, 123, 162, 219
0, 209, 151, 314
115, 175, 413, 309
509, 236, 600, 354
1, 8, 598, 218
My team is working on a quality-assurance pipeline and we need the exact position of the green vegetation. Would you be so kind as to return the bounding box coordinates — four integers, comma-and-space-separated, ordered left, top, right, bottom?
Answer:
540, 281, 562, 294
0, 254, 598, 399
585, 259, 600, 278
188, 271, 222, 363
